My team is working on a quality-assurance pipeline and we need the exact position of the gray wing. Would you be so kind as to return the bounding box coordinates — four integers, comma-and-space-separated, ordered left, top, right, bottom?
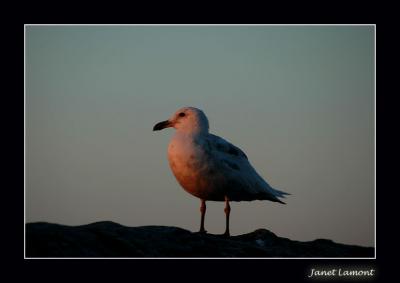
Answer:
206, 134, 289, 203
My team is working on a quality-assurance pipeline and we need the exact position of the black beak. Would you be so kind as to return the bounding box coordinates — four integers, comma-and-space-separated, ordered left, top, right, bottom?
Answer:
153, 120, 172, 131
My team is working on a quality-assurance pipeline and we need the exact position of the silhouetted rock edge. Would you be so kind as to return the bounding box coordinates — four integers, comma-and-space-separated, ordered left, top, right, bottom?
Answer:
26, 221, 374, 257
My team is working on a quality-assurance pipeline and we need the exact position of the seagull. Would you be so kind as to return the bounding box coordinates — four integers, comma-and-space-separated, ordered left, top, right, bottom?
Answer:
153, 107, 289, 236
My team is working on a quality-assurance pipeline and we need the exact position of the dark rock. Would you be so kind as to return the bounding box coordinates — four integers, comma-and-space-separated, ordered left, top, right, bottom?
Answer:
25, 221, 374, 257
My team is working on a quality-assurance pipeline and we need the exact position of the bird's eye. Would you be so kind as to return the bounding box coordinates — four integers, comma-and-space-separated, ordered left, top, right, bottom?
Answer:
179, 112, 186, 117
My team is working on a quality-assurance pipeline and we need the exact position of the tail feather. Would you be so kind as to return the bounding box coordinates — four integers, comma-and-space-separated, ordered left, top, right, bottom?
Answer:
259, 190, 287, 204
266, 187, 289, 204
270, 187, 290, 198
275, 198, 286, 205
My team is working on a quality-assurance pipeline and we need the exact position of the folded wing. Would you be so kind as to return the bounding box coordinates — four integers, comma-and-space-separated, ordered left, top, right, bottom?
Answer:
206, 134, 290, 203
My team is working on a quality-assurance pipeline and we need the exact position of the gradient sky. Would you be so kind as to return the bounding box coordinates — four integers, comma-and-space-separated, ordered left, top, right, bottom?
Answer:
25, 25, 375, 246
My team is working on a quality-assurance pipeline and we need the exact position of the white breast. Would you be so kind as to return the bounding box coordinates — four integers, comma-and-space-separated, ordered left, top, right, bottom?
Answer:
167, 133, 225, 200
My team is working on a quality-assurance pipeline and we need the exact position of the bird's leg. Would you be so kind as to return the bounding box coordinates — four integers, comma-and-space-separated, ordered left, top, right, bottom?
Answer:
199, 199, 207, 233
224, 196, 231, 236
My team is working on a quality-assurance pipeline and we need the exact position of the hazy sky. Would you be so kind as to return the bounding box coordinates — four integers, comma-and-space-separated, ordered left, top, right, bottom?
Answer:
26, 25, 375, 246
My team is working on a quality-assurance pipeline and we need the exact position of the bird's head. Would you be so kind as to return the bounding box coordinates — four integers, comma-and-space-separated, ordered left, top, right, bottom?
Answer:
153, 107, 209, 135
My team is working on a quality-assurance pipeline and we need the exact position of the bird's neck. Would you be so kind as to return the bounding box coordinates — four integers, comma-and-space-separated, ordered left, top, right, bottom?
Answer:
175, 125, 209, 136
174, 128, 208, 139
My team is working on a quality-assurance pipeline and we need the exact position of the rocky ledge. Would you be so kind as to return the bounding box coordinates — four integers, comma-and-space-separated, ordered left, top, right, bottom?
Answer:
26, 221, 374, 257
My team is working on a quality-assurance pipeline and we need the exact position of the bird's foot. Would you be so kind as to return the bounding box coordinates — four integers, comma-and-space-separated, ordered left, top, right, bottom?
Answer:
196, 229, 208, 234
222, 231, 230, 237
